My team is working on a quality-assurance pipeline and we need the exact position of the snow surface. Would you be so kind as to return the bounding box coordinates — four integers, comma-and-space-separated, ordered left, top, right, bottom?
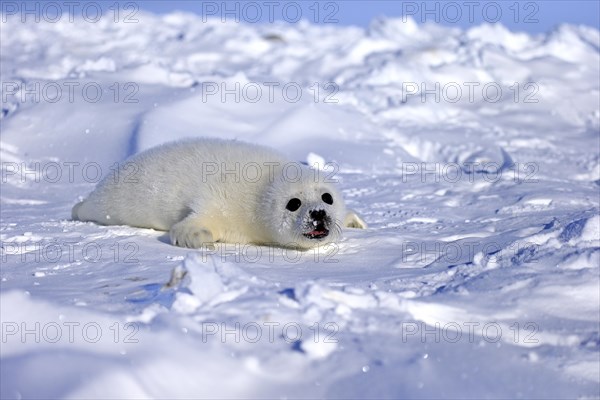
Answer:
1, 10, 599, 399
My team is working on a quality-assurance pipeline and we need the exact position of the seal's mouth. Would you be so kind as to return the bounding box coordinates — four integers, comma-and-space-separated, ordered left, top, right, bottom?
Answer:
303, 228, 330, 240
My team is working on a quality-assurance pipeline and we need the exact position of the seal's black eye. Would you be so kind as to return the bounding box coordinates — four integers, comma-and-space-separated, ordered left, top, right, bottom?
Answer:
286, 198, 302, 212
321, 193, 333, 205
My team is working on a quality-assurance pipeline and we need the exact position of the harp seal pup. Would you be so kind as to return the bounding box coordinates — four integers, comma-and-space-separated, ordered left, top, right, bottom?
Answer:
72, 138, 367, 249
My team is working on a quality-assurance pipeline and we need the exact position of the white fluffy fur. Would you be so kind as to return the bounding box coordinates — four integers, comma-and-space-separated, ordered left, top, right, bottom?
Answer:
73, 138, 366, 249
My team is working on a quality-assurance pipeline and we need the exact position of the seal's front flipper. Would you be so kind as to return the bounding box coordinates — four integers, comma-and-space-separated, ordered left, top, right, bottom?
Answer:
344, 209, 367, 229
169, 215, 214, 248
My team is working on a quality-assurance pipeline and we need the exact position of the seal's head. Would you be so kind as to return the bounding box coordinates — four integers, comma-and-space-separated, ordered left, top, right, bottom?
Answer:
259, 165, 346, 249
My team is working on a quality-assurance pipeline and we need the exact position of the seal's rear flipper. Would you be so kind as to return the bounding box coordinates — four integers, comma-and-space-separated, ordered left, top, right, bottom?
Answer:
71, 201, 83, 220
344, 210, 367, 229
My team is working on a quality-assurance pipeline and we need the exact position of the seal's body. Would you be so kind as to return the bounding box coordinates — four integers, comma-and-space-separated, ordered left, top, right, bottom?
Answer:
73, 138, 366, 249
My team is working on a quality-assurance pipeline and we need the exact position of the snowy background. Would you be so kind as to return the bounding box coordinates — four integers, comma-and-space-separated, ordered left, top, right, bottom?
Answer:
1, 2, 599, 399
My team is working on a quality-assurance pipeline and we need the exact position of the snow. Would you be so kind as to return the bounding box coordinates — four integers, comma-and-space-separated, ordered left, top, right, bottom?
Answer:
1, 10, 599, 399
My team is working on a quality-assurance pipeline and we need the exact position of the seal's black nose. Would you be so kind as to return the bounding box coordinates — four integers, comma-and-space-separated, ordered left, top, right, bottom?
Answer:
310, 209, 326, 220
